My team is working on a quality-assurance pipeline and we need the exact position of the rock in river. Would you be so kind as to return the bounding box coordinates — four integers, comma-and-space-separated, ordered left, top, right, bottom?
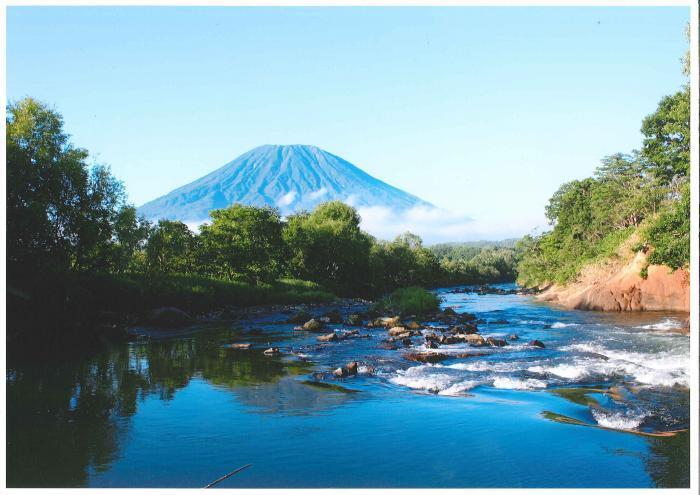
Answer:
344, 314, 363, 326
388, 326, 407, 336
487, 337, 508, 347
287, 310, 312, 324
303, 318, 324, 332
529, 339, 546, 349
345, 361, 358, 375
464, 334, 486, 346
450, 324, 478, 335
405, 321, 422, 330
317, 332, 338, 342
227, 343, 252, 350
404, 352, 449, 364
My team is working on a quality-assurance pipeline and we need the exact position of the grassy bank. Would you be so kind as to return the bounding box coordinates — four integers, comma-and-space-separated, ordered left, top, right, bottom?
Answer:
77, 272, 336, 314
10, 271, 335, 317
7, 271, 335, 360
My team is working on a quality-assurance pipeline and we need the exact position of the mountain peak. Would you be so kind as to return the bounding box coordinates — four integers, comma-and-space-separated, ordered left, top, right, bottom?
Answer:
138, 144, 431, 222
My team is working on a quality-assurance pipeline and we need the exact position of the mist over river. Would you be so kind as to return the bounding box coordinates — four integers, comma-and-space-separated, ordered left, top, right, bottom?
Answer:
6, 284, 690, 488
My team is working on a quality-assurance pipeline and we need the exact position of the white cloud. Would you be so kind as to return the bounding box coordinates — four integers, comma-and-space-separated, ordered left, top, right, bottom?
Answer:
306, 187, 328, 201
184, 220, 208, 233
344, 194, 359, 207
357, 205, 529, 244
276, 190, 297, 207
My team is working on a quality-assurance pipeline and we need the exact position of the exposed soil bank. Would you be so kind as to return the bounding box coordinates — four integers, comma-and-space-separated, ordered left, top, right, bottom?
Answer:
536, 251, 689, 313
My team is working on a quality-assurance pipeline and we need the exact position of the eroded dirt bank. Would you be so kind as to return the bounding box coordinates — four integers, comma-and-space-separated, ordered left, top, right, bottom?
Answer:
536, 251, 689, 313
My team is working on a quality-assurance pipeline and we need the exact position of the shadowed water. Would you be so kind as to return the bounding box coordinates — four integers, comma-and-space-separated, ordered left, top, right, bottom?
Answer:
6, 285, 690, 488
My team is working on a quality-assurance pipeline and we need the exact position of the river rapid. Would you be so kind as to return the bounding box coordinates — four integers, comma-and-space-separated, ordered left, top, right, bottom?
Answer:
6, 284, 690, 488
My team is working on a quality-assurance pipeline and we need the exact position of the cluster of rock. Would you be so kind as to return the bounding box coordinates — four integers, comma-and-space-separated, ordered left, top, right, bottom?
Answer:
218, 302, 550, 384
447, 286, 540, 296
289, 305, 550, 378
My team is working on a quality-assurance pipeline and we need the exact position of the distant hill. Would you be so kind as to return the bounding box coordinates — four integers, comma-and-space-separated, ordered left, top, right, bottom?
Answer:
138, 144, 431, 222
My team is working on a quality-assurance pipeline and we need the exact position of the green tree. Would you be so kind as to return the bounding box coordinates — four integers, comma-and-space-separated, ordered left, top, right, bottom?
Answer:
645, 181, 690, 270
146, 220, 197, 274
6, 98, 128, 275
110, 206, 151, 273
199, 205, 283, 282
283, 201, 372, 293
641, 87, 690, 184
369, 232, 441, 290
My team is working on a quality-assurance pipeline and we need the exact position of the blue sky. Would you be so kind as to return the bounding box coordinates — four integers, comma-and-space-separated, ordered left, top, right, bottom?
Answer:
7, 6, 690, 241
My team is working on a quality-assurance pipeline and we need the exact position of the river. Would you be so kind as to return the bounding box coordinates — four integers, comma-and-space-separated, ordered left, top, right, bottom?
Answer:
6, 284, 690, 488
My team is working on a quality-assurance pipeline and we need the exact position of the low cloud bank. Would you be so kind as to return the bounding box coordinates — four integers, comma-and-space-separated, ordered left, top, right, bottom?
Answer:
357, 205, 530, 244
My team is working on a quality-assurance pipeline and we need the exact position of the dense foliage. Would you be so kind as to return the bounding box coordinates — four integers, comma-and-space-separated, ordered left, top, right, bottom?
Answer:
517, 84, 690, 287
430, 242, 519, 285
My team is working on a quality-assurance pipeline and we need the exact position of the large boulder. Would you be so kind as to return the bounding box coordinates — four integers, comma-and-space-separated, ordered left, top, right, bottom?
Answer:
464, 334, 486, 346
303, 318, 324, 332
388, 326, 408, 336
374, 316, 402, 328
404, 352, 449, 364
405, 321, 422, 330
145, 307, 193, 328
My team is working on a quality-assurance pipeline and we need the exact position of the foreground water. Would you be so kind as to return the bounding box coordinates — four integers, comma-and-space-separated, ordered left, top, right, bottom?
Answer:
6, 285, 690, 488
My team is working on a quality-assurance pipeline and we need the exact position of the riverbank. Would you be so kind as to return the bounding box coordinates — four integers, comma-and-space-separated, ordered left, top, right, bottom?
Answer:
535, 250, 690, 314
6, 270, 336, 361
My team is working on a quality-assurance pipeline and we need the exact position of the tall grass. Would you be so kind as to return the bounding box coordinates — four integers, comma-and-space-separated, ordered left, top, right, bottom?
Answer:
374, 286, 441, 316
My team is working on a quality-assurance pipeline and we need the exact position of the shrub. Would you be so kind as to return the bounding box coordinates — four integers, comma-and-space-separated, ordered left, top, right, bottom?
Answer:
375, 286, 440, 316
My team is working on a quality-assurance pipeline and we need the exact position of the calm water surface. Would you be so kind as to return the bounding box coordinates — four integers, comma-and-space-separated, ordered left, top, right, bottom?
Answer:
6, 285, 690, 488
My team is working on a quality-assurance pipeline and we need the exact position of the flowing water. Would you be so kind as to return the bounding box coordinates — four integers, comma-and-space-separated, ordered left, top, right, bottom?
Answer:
6, 284, 690, 488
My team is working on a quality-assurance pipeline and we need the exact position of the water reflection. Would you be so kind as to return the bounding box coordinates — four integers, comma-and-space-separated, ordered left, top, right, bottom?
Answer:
6, 327, 345, 487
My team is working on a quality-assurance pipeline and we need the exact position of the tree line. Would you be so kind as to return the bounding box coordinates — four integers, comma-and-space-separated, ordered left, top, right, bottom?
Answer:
7, 97, 518, 304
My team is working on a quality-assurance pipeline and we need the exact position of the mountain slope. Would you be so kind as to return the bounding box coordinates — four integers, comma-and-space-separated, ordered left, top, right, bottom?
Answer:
138, 144, 431, 222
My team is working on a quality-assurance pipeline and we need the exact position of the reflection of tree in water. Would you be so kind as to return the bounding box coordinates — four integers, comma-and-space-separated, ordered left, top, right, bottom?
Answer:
7, 349, 145, 487
645, 430, 690, 487
639, 387, 690, 488
6, 330, 312, 487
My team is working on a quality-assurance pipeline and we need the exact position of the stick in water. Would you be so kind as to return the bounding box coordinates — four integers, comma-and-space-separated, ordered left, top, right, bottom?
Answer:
204, 463, 252, 488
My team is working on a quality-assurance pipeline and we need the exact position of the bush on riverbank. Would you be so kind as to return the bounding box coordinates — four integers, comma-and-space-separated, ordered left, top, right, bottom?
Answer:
375, 286, 441, 316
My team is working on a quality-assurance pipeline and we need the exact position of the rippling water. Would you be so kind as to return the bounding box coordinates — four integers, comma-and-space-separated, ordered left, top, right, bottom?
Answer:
6, 284, 690, 488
